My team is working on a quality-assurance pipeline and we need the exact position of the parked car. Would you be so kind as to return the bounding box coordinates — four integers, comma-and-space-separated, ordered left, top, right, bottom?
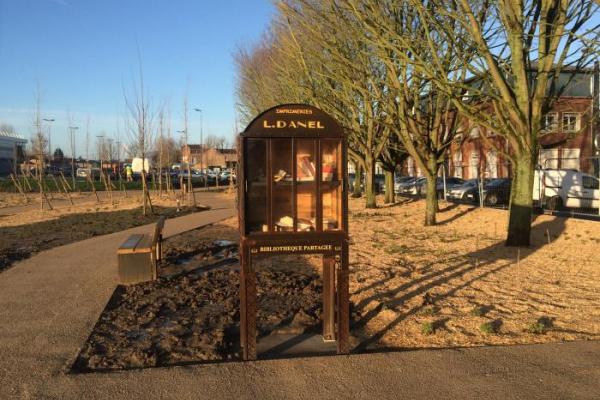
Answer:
76, 167, 101, 181
534, 169, 600, 210
394, 176, 414, 193
403, 177, 464, 197
398, 177, 426, 195
172, 170, 206, 188
346, 172, 385, 193
446, 179, 487, 201
466, 178, 512, 206
436, 177, 465, 198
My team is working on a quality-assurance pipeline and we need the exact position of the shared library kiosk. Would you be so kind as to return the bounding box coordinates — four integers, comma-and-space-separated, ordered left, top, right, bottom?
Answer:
238, 104, 350, 360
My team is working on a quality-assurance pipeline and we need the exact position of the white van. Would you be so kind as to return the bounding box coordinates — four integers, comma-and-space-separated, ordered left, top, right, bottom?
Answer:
534, 169, 600, 210
131, 157, 151, 174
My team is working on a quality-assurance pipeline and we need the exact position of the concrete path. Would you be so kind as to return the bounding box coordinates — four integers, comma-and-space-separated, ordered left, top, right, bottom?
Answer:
1, 192, 599, 399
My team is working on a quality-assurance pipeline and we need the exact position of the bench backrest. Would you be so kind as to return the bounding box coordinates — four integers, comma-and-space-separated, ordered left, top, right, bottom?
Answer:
152, 216, 166, 245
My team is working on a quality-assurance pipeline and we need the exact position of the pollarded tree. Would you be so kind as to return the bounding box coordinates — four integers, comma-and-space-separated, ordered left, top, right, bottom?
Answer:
276, 1, 393, 208
327, 0, 469, 224
402, 0, 600, 245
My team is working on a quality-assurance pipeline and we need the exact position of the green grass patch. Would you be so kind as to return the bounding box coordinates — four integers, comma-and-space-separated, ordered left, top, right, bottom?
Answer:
421, 322, 435, 335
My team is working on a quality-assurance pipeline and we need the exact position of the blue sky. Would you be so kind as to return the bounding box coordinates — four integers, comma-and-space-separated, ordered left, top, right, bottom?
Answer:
0, 0, 275, 156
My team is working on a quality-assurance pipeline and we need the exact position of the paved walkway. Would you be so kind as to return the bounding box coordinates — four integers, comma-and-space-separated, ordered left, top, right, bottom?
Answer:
0, 192, 599, 399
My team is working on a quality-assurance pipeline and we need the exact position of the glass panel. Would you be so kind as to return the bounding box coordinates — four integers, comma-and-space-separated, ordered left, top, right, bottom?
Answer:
271, 139, 294, 232
321, 140, 342, 230
296, 139, 317, 231
245, 139, 267, 233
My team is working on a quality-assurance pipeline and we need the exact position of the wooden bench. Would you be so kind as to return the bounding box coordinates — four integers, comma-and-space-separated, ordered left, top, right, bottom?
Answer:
117, 216, 165, 284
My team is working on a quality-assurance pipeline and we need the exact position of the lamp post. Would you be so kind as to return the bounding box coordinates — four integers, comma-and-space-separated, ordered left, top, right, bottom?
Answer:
69, 126, 79, 189
43, 118, 55, 165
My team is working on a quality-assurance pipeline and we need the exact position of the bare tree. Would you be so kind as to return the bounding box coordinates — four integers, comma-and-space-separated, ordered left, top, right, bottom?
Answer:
182, 94, 196, 206
31, 84, 52, 210
123, 56, 155, 215
402, 0, 600, 245
67, 112, 78, 189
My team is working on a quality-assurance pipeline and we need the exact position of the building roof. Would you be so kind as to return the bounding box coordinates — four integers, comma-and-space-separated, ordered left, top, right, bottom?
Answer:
0, 130, 27, 142
185, 144, 236, 154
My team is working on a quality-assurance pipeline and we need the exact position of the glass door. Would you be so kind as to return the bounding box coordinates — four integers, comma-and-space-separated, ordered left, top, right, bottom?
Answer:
271, 139, 294, 232
295, 139, 317, 231
245, 139, 267, 234
321, 139, 342, 231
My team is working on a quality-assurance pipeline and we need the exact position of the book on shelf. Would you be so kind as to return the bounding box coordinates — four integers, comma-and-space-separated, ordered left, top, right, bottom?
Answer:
297, 154, 316, 181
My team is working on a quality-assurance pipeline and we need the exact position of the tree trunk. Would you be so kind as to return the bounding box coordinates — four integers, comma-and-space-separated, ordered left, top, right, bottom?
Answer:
141, 170, 148, 215
384, 169, 394, 204
424, 171, 437, 226
506, 154, 534, 247
352, 163, 362, 198
364, 155, 377, 208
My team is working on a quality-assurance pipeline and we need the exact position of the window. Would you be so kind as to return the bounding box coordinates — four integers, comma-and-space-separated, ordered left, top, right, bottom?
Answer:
583, 175, 599, 190
453, 151, 463, 178
407, 157, 415, 176
539, 148, 559, 169
562, 113, 580, 132
542, 113, 558, 132
485, 150, 498, 178
561, 148, 580, 170
469, 126, 480, 139
470, 151, 480, 179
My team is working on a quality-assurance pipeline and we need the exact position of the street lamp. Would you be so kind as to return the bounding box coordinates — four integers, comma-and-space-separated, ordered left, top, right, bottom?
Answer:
69, 126, 79, 188
43, 118, 55, 163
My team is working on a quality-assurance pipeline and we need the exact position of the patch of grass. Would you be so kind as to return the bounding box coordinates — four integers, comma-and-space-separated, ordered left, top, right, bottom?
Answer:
372, 242, 385, 250
479, 322, 495, 334
385, 244, 410, 254
421, 322, 434, 335
421, 306, 440, 317
527, 317, 553, 334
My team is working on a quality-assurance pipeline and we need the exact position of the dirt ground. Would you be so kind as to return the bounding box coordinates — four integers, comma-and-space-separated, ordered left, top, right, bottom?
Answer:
74, 196, 600, 370
349, 196, 600, 351
0, 194, 202, 272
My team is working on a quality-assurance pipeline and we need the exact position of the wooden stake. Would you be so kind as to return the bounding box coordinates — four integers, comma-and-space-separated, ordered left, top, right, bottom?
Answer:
23, 175, 33, 192
546, 228, 551, 245
60, 171, 72, 191
517, 248, 521, 268
10, 174, 28, 202
58, 175, 74, 205
50, 174, 67, 202
87, 175, 100, 203
107, 172, 114, 205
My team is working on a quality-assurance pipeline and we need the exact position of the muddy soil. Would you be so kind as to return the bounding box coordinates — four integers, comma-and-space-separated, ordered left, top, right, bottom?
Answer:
73, 266, 323, 371
0, 206, 198, 273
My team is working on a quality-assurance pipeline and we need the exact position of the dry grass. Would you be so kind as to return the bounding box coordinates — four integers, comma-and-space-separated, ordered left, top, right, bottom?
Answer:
348, 196, 600, 350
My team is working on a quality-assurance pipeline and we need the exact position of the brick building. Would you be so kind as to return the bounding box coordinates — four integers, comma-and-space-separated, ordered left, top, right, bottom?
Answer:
404, 66, 599, 179
181, 144, 237, 170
